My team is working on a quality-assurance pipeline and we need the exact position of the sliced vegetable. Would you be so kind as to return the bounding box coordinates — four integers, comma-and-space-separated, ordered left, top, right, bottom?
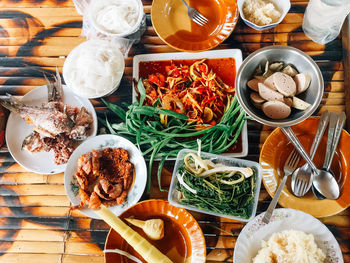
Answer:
282, 65, 298, 77
125, 218, 164, 240
269, 62, 284, 72
292, 96, 311, 110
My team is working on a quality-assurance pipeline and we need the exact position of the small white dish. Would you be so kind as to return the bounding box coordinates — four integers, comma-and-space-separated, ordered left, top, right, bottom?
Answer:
237, 0, 291, 31
234, 208, 343, 263
64, 134, 147, 219
132, 49, 248, 158
6, 84, 97, 174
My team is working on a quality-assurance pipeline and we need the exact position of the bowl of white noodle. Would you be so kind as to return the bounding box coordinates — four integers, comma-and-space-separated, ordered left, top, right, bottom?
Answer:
88, 0, 143, 37
63, 39, 125, 99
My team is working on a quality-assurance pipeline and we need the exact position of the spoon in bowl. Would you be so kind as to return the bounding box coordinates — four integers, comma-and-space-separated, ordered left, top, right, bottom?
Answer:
312, 112, 346, 199
282, 126, 340, 200
291, 110, 329, 197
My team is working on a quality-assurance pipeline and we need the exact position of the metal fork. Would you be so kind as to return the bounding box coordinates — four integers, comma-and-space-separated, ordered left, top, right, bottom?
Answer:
291, 110, 330, 196
180, 0, 208, 26
262, 149, 301, 224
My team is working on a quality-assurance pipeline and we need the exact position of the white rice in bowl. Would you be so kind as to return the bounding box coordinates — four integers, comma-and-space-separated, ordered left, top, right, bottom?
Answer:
253, 230, 326, 263
242, 0, 281, 26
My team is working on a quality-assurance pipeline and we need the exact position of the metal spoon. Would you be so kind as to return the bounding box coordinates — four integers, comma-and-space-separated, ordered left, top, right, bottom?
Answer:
311, 112, 337, 199
282, 126, 340, 200
291, 110, 329, 196
313, 112, 346, 199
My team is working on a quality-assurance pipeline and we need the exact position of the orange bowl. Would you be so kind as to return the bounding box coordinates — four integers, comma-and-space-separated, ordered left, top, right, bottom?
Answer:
104, 199, 206, 263
260, 117, 350, 218
151, 0, 239, 52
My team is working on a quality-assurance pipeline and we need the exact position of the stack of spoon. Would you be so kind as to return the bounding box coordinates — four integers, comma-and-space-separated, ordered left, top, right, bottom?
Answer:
291, 111, 346, 199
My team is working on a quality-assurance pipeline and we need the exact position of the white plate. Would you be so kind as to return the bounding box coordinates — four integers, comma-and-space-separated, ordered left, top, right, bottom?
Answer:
132, 49, 248, 158
64, 134, 147, 219
6, 85, 98, 174
234, 208, 343, 263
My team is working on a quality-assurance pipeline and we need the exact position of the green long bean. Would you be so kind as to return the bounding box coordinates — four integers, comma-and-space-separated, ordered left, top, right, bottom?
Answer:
101, 80, 247, 192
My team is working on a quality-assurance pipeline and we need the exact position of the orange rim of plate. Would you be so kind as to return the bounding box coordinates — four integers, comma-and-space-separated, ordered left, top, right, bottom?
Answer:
104, 199, 206, 263
260, 117, 350, 218
151, 0, 239, 52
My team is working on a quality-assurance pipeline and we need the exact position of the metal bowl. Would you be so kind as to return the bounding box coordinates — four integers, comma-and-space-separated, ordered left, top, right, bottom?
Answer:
235, 45, 323, 127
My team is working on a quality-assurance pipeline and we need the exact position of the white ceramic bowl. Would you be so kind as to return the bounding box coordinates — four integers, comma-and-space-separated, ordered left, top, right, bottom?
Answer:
234, 208, 343, 262
88, 0, 144, 37
63, 39, 125, 99
237, 0, 291, 31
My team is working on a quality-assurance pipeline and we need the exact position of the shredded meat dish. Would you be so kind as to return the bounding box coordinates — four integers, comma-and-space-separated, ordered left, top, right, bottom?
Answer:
74, 148, 134, 210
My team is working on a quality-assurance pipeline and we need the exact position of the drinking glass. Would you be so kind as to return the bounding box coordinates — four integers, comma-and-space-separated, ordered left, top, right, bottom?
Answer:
302, 0, 350, 45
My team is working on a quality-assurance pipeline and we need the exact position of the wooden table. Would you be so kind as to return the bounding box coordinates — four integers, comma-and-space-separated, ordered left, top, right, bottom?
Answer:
0, 1, 349, 262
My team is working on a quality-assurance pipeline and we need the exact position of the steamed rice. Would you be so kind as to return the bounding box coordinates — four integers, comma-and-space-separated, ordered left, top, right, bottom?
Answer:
252, 230, 326, 263
243, 0, 281, 26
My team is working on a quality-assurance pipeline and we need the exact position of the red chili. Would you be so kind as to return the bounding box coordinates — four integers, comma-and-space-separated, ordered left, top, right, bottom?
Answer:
165, 65, 175, 72
172, 68, 180, 77
156, 73, 165, 86
148, 74, 159, 85
198, 64, 208, 75
150, 90, 157, 99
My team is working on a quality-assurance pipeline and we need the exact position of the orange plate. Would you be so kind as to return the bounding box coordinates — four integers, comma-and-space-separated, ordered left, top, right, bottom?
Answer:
104, 199, 206, 263
260, 117, 350, 218
151, 0, 239, 52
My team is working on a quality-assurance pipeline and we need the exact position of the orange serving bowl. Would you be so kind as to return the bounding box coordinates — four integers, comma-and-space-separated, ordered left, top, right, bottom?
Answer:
151, 0, 239, 52
104, 199, 206, 263
260, 117, 350, 218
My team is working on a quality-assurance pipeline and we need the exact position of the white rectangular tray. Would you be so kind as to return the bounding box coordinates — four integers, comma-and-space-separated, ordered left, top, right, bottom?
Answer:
132, 49, 248, 157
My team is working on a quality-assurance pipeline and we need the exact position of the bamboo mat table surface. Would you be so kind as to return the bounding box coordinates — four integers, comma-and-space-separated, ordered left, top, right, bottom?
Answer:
0, 0, 349, 262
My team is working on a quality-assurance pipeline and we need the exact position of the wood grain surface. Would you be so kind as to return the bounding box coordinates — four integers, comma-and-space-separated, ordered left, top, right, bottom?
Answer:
0, 0, 349, 262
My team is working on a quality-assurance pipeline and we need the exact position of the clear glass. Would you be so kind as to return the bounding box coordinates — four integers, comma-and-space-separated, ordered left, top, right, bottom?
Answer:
302, 0, 350, 45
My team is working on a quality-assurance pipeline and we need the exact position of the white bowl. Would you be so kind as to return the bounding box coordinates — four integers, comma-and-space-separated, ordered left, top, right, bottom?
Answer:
234, 208, 343, 263
237, 0, 291, 31
88, 0, 144, 37
63, 39, 125, 99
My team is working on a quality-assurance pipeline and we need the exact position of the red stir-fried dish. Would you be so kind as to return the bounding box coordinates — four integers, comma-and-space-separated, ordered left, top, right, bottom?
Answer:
141, 59, 235, 125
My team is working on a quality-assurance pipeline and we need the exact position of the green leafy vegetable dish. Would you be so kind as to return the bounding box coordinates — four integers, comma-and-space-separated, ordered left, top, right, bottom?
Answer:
175, 152, 256, 219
